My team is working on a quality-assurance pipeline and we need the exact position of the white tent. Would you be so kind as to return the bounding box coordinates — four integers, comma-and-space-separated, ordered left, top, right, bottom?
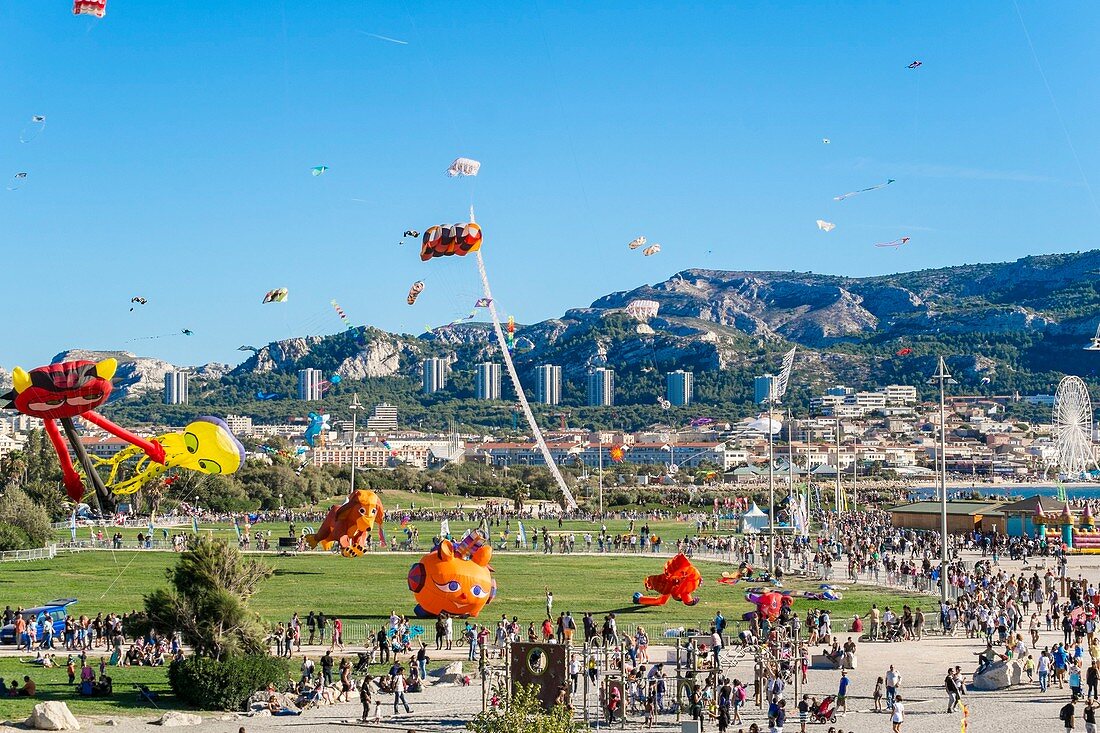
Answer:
741, 502, 769, 534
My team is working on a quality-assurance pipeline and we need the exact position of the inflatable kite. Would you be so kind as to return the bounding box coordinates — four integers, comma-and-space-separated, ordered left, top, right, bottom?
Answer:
0, 359, 165, 503
445, 157, 481, 177
407, 535, 496, 618
263, 288, 288, 304
73, 0, 106, 17
642, 244, 661, 256
745, 589, 793, 622
303, 411, 330, 448
632, 553, 702, 607
419, 223, 483, 261
628, 236, 647, 250
129, 297, 147, 311
305, 490, 386, 557
407, 280, 424, 305
92, 417, 245, 495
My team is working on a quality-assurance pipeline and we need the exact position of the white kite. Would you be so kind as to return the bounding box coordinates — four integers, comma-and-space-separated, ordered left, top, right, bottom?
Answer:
445, 157, 481, 177
816, 220, 836, 232
642, 244, 661, 256
627, 236, 647, 250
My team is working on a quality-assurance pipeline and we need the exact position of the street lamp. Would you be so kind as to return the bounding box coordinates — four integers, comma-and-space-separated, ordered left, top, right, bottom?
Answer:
349, 393, 364, 493
929, 356, 957, 603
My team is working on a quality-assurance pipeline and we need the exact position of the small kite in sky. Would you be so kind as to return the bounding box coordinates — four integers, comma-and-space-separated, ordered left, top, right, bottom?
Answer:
627, 236, 647, 250
908, 61, 923, 69
311, 165, 329, 176
642, 244, 661, 256
407, 280, 425, 305
7, 172, 27, 191
445, 157, 480, 177
73, 0, 106, 17
834, 179, 895, 201
475, 297, 492, 308
20, 116, 46, 143
896, 347, 912, 356
816, 220, 836, 232
262, 288, 289, 304
403, 230, 420, 238
822, 138, 830, 144
875, 237, 910, 249
181, 329, 194, 336
129, 297, 147, 311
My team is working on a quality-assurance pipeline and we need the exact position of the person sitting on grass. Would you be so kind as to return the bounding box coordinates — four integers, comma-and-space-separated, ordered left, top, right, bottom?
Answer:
19, 676, 35, 697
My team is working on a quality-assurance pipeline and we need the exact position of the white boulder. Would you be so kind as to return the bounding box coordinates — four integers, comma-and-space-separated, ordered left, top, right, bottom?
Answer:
24, 702, 80, 731
152, 712, 202, 727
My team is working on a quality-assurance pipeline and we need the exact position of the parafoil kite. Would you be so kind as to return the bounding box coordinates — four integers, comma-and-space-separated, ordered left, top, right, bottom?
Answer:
816, 220, 836, 232
255, 390, 283, 401
73, 0, 106, 17
609, 446, 625, 463
908, 61, 922, 69
642, 244, 661, 256
874, 237, 910, 249
407, 535, 496, 618
92, 417, 245, 495
181, 329, 194, 336
834, 179, 895, 201
311, 165, 329, 176
475, 297, 492, 308
403, 230, 420, 238
306, 489, 386, 557
632, 553, 701, 607
0, 359, 165, 503
303, 411, 330, 448
330, 374, 342, 384
445, 157, 481, 177
19, 116, 46, 144
407, 280, 425, 305
419, 223, 482, 261
262, 288, 288, 304
628, 236, 647, 250
896, 347, 912, 356
129, 297, 147, 312
7, 173, 28, 191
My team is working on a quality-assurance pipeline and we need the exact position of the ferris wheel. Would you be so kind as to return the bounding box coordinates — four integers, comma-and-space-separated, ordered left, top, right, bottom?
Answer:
1052, 376, 1097, 478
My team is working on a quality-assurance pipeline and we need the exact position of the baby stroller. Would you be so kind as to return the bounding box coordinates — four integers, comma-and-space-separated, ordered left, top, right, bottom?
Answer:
811, 695, 837, 723
353, 652, 372, 675
882, 621, 904, 643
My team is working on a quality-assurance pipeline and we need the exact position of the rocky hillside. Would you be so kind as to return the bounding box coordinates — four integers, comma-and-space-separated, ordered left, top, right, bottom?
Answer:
68, 251, 1100, 409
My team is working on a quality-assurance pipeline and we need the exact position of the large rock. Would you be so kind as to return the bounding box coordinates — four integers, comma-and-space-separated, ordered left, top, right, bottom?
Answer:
970, 661, 1013, 690
434, 661, 465, 685
152, 712, 202, 727
24, 702, 80, 730
1010, 660, 1023, 686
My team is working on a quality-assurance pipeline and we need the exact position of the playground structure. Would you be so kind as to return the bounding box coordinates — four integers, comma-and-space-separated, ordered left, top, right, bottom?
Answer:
1034, 501, 1100, 553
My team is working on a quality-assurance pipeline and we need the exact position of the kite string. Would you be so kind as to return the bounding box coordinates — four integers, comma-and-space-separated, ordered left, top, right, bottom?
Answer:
1012, 0, 1100, 220
474, 247, 577, 510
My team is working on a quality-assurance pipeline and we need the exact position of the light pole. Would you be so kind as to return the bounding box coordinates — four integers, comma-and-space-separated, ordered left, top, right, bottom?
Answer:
349, 393, 364, 494
930, 357, 956, 603
768, 406, 776, 576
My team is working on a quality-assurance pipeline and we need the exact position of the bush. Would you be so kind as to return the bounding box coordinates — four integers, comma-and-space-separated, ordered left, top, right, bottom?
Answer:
0, 486, 51, 545
0, 523, 31, 551
168, 655, 288, 710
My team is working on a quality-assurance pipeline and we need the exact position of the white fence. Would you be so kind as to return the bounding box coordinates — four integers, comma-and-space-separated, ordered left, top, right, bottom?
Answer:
0, 545, 57, 563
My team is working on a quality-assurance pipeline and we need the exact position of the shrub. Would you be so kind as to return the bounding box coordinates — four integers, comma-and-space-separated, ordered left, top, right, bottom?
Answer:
168, 655, 288, 711
0, 523, 31, 551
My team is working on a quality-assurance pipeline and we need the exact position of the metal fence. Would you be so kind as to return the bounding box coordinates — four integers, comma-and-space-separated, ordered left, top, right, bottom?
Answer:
0, 545, 57, 563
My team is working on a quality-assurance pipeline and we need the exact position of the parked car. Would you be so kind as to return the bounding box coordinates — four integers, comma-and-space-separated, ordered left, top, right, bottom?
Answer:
0, 598, 78, 645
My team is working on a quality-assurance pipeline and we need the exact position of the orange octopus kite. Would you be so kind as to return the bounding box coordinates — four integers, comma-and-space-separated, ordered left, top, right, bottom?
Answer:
633, 553, 702, 606
305, 489, 386, 557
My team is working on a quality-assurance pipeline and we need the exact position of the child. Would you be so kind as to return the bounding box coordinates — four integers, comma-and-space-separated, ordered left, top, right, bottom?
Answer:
1025, 654, 1036, 683
716, 701, 729, 733
873, 676, 885, 712
644, 697, 656, 729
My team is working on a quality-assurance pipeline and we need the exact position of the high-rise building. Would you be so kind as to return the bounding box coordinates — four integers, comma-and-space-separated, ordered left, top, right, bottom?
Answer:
297, 368, 324, 401
587, 368, 615, 407
666, 370, 694, 406
754, 374, 777, 404
422, 358, 448, 394
366, 402, 398, 432
163, 370, 189, 405
534, 365, 562, 406
475, 362, 502, 400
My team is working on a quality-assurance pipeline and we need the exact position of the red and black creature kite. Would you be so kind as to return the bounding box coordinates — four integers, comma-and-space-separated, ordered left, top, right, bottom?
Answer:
0, 358, 165, 506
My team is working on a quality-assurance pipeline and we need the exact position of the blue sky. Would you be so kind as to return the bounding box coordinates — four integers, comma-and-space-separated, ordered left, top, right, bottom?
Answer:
1, 1, 1098, 367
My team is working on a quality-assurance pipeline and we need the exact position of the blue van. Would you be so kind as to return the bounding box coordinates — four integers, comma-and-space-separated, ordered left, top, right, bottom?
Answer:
0, 599, 78, 645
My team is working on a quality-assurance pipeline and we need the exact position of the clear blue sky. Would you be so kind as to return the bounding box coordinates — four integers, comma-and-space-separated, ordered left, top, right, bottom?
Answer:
2, 1, 1098, 367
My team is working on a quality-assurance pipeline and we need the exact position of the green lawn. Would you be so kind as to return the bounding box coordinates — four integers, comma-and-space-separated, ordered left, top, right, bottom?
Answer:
0, 657, 177, 720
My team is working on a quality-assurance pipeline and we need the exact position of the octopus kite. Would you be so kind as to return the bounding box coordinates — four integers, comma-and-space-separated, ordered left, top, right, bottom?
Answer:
0, 359, 165, 503
632, 553, 702, 606
92, 417, 245, 495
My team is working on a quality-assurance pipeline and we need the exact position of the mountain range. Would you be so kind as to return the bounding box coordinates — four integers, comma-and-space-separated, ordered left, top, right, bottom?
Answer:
22, 250, 1100, 427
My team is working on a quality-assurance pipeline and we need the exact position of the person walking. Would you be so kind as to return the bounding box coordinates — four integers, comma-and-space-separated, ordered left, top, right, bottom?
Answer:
392, 666, 411, 716
1062, 699, 1077, 732
837, 671, 850, 713
1088, 662, 1099, 701
885, 665, 901, 710
1085, 700, 1096, 733
891, 694, 905, 733
359, 675, 374, 723
946, 668, 961, 712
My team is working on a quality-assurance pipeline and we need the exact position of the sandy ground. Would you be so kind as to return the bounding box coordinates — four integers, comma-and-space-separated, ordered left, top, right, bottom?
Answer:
0, 549, 1085, 732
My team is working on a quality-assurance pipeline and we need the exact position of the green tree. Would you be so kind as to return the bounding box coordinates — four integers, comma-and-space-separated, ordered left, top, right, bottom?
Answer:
0, 485, 52, 546
467, 684, 583, 733
143, 536, 272, 660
